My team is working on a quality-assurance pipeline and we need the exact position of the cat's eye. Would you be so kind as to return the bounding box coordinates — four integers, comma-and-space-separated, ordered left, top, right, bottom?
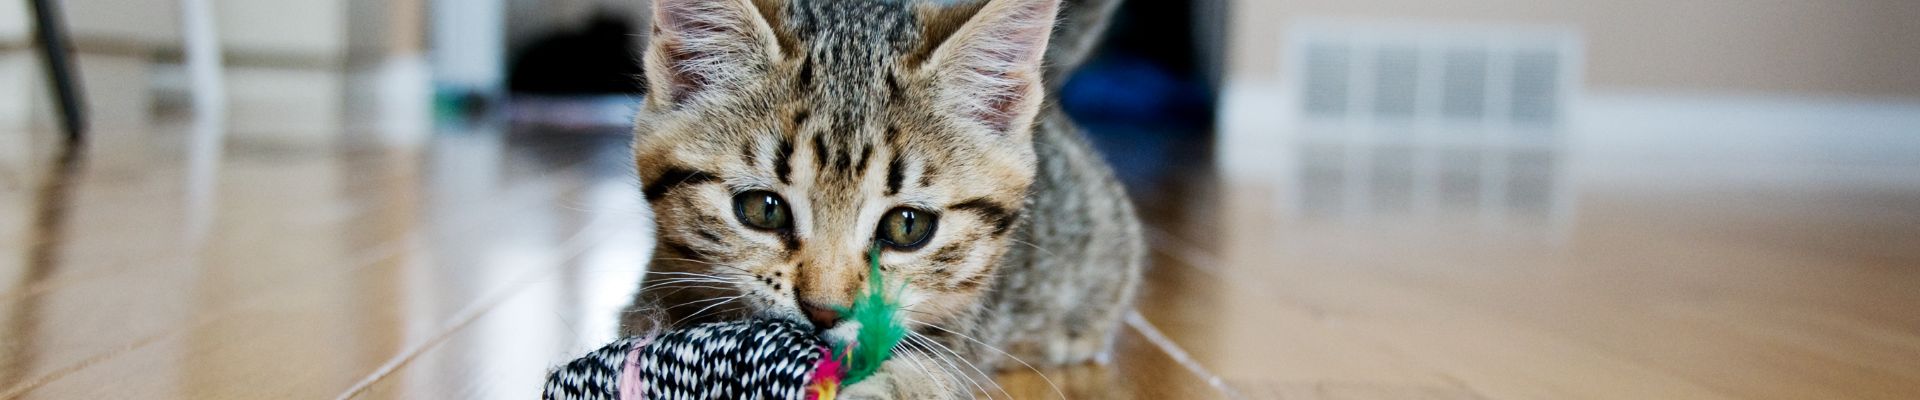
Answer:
877, 207, 937, 250
733, 191, 792, 230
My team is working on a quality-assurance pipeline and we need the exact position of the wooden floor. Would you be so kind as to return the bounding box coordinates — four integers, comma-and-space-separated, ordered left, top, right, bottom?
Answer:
6, 89, 1920, 398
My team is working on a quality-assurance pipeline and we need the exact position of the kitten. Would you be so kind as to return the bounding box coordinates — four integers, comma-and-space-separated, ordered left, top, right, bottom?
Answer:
621, 0, 1141, 397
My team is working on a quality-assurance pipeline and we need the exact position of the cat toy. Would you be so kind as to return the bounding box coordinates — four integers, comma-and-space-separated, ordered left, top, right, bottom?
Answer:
544, 247, 906, 400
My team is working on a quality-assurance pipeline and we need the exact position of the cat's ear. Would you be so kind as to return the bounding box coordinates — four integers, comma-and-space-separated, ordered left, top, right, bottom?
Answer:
644, 0, 782, 108
925, 0, 1058, 135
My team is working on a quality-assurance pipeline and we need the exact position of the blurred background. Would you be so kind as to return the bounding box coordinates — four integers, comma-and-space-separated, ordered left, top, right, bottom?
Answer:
3, 0, 1919, 398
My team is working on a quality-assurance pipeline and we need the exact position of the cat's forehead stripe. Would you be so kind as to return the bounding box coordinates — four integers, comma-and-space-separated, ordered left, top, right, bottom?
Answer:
853, 145, 872, 177
740, 140, 759, 169
884, 153, 905, 196
773, 136, 794, 185
949, 197, 1016, 236
642, 167, 719, 202
810, 131, 830, 171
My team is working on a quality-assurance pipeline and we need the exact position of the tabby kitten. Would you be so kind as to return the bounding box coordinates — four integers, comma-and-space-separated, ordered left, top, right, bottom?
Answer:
622, 0, 1142, 397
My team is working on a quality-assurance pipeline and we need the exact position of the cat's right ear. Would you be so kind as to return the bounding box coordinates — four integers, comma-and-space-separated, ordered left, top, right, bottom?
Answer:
644, 0, 782, 109
922, 0, 1059, 136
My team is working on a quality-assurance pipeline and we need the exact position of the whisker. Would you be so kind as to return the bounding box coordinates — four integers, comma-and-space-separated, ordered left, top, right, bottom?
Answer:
640, 278, 730, 286
912, 319, 1067, 400
643, 284, 734, 294
685, 305, 746, 324
654, 284, 730, 300
649, 256, 725, 266
1010, 238, 1058, 260
649, 251, 758, 276
908, 333, 1007, 400
903, 336, 992, 399
917, 333, 1014, 400
897, 339, 965, 392
894, 346, 957, 395
639, 278, 734, 291
641, 276, 741, 289
644, 270, 750, 279
662, 294, 737, 311
640, 276, 734, 284
643, 279, 742, 289
676, 295, 746, 324
662, 295, 743, 325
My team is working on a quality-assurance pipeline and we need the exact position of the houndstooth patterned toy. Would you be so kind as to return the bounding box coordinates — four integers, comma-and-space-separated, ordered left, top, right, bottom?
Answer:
546, 247, 905, 400
545, 336, 645, 399
543, 320, 827, 400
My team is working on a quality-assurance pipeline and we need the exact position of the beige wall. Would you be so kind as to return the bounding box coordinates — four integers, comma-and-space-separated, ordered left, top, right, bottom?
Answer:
67, 0, 182, 49
1229, 0, 1920, 97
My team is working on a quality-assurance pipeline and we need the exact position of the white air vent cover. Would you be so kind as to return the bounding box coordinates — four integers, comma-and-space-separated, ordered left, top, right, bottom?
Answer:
1288, 21, 1582, 126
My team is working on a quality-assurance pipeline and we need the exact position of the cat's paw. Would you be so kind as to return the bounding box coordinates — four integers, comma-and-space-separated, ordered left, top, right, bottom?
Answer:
1016, 326, 1116, 366
1048, 333, 1109, 365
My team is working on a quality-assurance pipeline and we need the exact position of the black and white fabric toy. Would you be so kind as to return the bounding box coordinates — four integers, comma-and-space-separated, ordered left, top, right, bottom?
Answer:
543, 319, 831, 400
546, 247, 906, 400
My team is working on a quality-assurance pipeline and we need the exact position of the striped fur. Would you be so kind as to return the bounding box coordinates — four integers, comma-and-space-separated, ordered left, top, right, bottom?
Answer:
624, 0, 1141, 398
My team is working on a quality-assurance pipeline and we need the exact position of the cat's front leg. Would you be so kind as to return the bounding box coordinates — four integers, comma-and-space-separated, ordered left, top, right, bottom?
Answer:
836, 352, 976, 400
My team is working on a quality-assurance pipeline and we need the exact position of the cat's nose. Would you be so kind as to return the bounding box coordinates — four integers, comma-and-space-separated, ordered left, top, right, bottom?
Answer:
799, 301, 841, 329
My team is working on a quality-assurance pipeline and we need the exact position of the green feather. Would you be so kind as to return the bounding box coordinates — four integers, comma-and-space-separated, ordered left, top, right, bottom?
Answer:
833, 244, 906, 385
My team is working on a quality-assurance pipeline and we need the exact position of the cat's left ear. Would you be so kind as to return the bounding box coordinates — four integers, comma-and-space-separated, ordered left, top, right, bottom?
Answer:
644, 0, 783, 109
924, 0, 1059, 136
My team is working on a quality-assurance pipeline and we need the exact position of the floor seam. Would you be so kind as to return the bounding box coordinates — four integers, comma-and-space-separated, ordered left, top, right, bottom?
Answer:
1125, 310, 1244, 399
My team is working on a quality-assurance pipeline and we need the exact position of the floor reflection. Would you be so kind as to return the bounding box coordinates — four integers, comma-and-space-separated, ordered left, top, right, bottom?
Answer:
1148, 84, 1920, 396
1287, 123, 1573, 230
0, 143, 80, 393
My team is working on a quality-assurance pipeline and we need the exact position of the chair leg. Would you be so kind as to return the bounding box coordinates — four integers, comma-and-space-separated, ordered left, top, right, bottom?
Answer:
28, 0, 87, 144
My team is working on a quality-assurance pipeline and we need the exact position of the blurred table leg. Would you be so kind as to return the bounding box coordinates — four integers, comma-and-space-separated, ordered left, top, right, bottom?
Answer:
26, 0, 84, 144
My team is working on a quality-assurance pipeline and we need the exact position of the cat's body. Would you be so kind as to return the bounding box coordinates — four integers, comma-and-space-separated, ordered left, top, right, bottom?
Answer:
963, 103, 1143, 367
622, 0, 1139, 397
